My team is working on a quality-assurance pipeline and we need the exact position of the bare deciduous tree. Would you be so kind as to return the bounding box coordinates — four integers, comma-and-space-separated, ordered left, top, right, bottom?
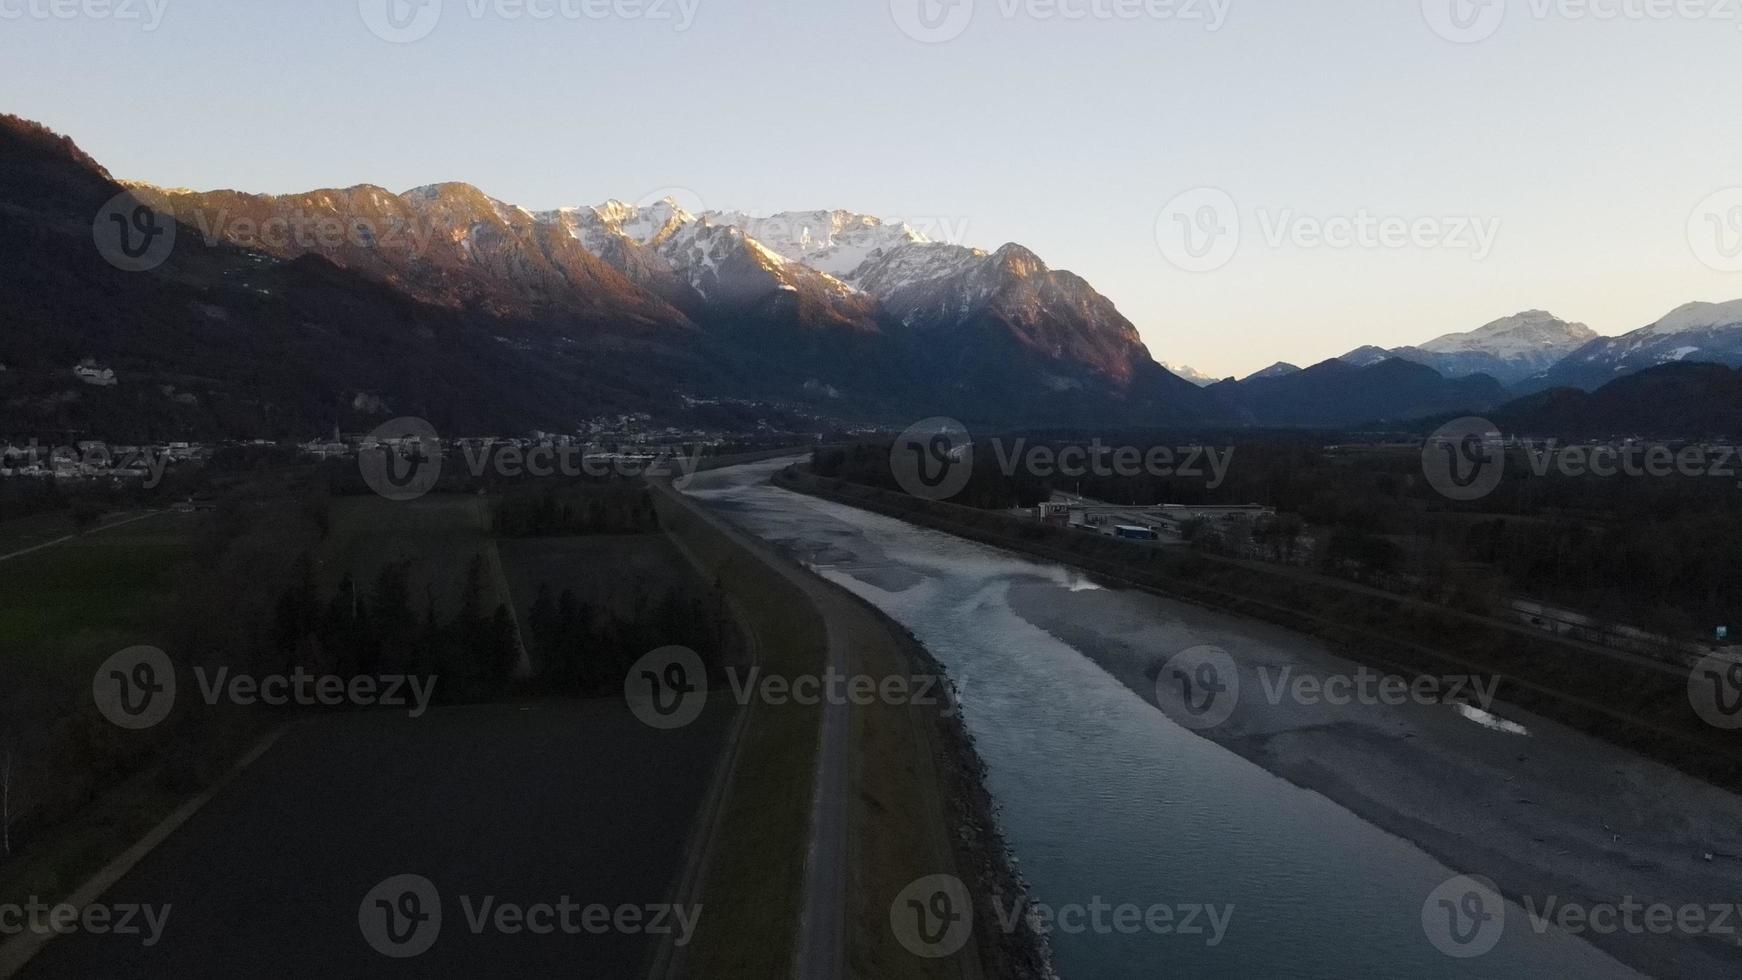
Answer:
1, 740, 15, 859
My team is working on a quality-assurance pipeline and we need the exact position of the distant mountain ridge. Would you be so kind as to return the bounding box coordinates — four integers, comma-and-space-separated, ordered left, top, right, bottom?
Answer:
1210, 358, 1509, 428
10, 112, 1736, 441
1337, 311, 1597, 385
1162, 363, 1222, 387
1517, 301, 1742, 394
0, 114, 1221, 436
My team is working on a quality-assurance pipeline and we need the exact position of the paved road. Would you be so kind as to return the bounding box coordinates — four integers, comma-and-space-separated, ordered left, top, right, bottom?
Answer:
663, 473, 851, 980
15, 701, 732, 979
676, 462, 989, 980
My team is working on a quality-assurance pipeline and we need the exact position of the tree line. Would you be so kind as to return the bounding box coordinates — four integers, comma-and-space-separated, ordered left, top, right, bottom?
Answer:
271, 553, 520, 703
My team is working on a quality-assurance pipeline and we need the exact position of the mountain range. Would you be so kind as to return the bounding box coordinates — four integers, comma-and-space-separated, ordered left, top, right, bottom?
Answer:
3, 112, 1739, 442
1514, 301, 1742, 394
1331, 311, 1598, 386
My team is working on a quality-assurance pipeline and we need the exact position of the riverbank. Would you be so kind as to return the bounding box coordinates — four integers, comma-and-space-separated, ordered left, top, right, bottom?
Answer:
658, 473, 1052, 977
832, 581, 1056, 980
773, 468, 1739, 791
776, 466, 1742, 978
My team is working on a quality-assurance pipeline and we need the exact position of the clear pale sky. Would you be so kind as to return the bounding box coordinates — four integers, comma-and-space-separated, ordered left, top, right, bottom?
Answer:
5, 0, 1740, 377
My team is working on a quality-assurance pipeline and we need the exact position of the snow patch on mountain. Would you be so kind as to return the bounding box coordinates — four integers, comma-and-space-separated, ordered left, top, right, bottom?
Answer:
1419, 310, 1596, 356
700, 209, 930, 278
1642, 300, 1742, 336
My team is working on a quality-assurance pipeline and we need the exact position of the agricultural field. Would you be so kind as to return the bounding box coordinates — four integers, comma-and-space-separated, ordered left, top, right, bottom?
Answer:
0, 511, 80, 558
315, 494, 505, 617
0, 511, 199, 686
499, 534, 704, 623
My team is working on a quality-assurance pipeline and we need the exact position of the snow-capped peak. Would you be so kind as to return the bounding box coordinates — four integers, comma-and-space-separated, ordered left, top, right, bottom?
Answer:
694, 208, 931, 278
1418, 310, 1596, 356
1162, 363, 1220, 387
586, 198, 694, 246
1641, 299, 1742, 335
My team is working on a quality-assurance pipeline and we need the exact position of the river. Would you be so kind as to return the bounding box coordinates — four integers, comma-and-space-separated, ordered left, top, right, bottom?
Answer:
683, 460, 1653, 978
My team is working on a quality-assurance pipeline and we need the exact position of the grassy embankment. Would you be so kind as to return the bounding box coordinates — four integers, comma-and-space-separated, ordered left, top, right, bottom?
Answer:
653, 479, 1045, 979
648, 485, 823, 977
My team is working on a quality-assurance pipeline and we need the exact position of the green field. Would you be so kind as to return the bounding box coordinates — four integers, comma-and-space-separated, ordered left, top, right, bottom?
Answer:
500, 534, 699, 618
0, 511, 80, 558
0, 509, 239, 915
316, 494, 505, 615
0, 511, 198, 682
